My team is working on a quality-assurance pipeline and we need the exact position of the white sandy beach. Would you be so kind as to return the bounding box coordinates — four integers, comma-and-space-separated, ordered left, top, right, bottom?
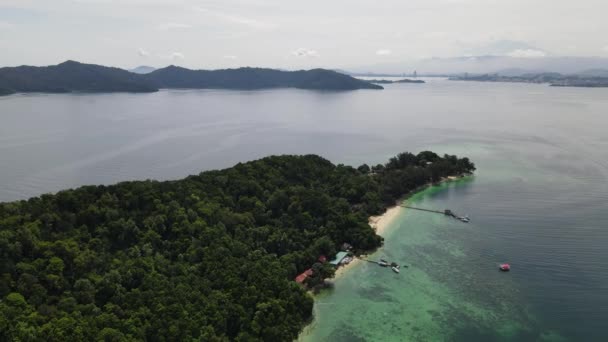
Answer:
368, 203, 404, 237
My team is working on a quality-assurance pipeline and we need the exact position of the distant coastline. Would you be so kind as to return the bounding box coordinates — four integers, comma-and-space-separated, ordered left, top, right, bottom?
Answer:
450, 73, 608, 88
368, 78, 425, 85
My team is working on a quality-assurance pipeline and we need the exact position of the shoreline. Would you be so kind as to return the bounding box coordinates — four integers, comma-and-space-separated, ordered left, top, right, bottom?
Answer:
368, 204, 403, 237
369, 174, 465, 237
300, 174, 470, 341
327, 174, 468, 282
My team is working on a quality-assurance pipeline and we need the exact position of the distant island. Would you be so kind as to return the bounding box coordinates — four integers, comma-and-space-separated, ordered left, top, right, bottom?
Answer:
0, 61, 382, 96
145, 65, 383, 90
0, 151, 474, 341
368, 78, 425, 84
0, 61, 157, 95
450, 72, 608, 88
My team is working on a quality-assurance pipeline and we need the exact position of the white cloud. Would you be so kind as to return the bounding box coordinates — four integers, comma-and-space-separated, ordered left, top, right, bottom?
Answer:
292, 48, 319, 58
376, 49, 392, 56
507, 49, 547, 58
170, 52, 185, 60
193, 7, 276, 30
138, 48, 149, 57
158, 22, 192, 31
224, 55, 238, 60
158, 52, 185, 60
0, 21, 14, 30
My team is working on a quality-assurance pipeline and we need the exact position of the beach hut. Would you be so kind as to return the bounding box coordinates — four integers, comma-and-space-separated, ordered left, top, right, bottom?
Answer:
329, 251, 349, 266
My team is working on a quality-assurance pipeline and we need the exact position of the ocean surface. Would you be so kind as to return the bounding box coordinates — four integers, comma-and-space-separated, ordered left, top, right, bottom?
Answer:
1, 79, 607, 341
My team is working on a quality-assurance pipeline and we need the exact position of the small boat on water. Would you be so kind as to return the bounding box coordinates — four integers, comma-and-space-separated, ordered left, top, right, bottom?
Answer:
459, 216, 470, 223
391, 266, 400, 274
378, 261, 388, 267
499, 263, 511, 272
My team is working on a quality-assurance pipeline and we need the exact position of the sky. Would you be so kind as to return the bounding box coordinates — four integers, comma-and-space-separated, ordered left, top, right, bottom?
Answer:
1, 0, 608, 70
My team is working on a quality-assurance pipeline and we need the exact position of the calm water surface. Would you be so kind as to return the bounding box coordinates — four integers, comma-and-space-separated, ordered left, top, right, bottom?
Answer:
1, 79, 607, 341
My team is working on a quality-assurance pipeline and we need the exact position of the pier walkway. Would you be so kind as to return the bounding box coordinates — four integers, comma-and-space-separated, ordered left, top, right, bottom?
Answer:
400, 205, 469, 222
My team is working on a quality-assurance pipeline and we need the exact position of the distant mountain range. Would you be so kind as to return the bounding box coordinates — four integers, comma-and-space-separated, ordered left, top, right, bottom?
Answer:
576, 68, 608, 78
129, 66, 157, 74
348, 56, 608, 77
0, 61, 382, 95
0, 61, 157, 95
450, 72, 608, 88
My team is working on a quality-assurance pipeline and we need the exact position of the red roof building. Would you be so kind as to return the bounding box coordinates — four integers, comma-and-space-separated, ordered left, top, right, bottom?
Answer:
295, 273, 307, 283
295, 269, 314, 284
318, 255, 327, 263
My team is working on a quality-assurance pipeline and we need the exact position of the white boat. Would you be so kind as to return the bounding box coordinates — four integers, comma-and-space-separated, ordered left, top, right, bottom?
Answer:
391, 266, 400, 274
378, 261, 388, 267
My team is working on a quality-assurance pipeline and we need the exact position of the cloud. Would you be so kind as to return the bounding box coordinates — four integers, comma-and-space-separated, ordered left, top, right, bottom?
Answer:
170, 52, 185, 60
462, 40, 541, 56
507, 49, 547, 58
193, 7, 276, 30
158, 22, 192, 31
224, 55, 238, 60
0, 21, 14, 30
291, 48, 319, 58
138, 48, 149, 57
376, 49, 392, 56
157, 52, 185, 60
603, 46, 608, 53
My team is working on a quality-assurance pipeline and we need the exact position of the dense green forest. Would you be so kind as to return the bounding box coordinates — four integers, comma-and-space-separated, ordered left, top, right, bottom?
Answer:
0, 152, 474, 341
0, 61, 381, 96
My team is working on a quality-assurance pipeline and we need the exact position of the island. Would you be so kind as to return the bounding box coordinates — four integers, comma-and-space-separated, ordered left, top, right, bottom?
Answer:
0, 151, 474, 341
449, 72, 608, 88
368, 78, 426, 84
0, 61, 157, 95
146, 65, 383, 90
0, 61, 382, 96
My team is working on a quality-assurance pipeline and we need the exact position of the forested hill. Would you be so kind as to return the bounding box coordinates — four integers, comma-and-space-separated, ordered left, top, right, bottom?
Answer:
0, 61, 382, 95
145, 66, 383, 90
0, 152, 474, 341
0, 61, 158, 95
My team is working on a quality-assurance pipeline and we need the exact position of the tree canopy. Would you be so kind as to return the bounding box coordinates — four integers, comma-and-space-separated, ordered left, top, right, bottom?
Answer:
0, 152, 474, 341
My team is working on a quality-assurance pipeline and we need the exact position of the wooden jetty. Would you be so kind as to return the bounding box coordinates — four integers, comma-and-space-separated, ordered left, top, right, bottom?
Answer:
401, 206, 469, 222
